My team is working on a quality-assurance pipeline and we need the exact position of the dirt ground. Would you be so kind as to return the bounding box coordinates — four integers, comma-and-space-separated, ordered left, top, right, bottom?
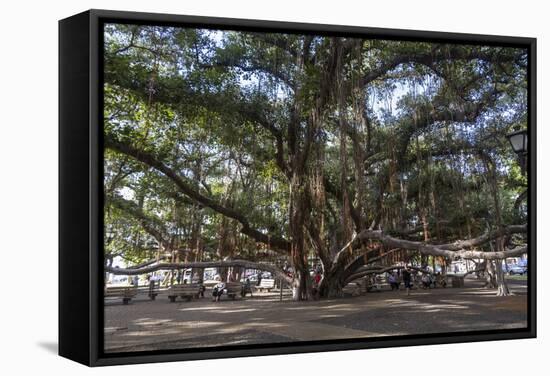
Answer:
104, 278, 528, 353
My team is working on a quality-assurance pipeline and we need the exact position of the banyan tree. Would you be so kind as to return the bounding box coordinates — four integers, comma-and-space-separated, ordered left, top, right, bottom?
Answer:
103, 24, 528, 299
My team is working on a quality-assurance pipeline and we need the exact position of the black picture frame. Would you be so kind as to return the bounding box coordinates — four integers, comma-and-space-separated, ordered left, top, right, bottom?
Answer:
59, 9, 537, 367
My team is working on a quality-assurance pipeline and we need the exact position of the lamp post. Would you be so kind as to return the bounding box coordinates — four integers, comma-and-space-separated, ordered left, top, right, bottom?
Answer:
506, 129, 528, 175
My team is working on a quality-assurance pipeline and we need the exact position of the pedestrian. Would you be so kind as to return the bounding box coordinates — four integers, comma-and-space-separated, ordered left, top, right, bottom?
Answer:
242, 278, 253, 297
402, 266, 412, 295
388, 272, 399, 290
198, 279, 205, 298
147, 274, 156, 299
314, 271, 322, 286
310, 273, 320, 300
312, 272, 322, 299
256, 271, 262, 286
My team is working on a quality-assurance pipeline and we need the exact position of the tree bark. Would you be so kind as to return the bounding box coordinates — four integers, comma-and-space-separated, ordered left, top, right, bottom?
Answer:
289, 173, 311, 300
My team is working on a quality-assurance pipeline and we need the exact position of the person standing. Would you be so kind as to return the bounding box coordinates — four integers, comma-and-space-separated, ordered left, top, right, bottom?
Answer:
242, 278, 253, 297
312, 272, 322, 299
402, 266, 412, 295
388, 272, 399, 290
198, 278, 205, 298
147, 274, 156, 299
256, 271, 262, 287
314, 271, 322, 286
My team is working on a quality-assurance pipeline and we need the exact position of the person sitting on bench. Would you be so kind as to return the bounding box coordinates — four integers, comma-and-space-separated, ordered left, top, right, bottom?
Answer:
212, 281, 226, 302
198, 279, 205, 298
421, 273, 432, 289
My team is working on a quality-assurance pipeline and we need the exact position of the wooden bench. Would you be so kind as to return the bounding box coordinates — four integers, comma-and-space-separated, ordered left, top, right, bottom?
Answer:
451, 275, 465, 288
105, 285, 138, 305
168, 283, 203, 302
241, 283, 253, 297
367, 276, 391, 292
225, 282, 242, 299
211, 282, 243, 301
257, 278, 275, 292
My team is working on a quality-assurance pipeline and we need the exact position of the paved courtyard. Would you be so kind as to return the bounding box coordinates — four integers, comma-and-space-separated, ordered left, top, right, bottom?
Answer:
104, 278, 528, 353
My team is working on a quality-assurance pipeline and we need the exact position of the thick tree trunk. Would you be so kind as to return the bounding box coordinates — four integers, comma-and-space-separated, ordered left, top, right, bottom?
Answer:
319, 274, 345, 298
291, 268, 311, 300
318, 264, 347, 298
289, 173, 311, 301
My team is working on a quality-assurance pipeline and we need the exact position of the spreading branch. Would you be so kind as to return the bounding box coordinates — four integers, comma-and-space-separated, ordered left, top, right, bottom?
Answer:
361, 46, 522, 86
108, 194, 172, 249
105, 137, 291, 254
105, 259, 293, 284
345, 264, 435, 284
331, 225, 527, 265
353, 228, 527, 260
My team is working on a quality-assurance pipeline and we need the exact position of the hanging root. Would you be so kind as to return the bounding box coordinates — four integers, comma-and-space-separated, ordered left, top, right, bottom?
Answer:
496, 285, 514, 297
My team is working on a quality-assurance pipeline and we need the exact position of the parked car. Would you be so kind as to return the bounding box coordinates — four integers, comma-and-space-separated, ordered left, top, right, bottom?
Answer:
240, 275, 258, 283
508, 265, 527, 275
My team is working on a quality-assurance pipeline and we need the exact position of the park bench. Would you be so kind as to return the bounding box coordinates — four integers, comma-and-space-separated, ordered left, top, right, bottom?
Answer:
225, 282, 242, 299
214, 282, 243, 300
168, 283, 203, 302
367, 277, 391, 292
450, 275, 465, 288
105, 285, 138, 305
257, 278, 275, 292
241, 283, 253, 297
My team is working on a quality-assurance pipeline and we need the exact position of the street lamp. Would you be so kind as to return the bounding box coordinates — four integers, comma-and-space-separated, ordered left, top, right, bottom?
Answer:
506, 129, 528, 174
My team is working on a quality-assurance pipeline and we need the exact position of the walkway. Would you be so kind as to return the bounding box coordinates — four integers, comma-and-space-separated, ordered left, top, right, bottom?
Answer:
104, 278, 528, 352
